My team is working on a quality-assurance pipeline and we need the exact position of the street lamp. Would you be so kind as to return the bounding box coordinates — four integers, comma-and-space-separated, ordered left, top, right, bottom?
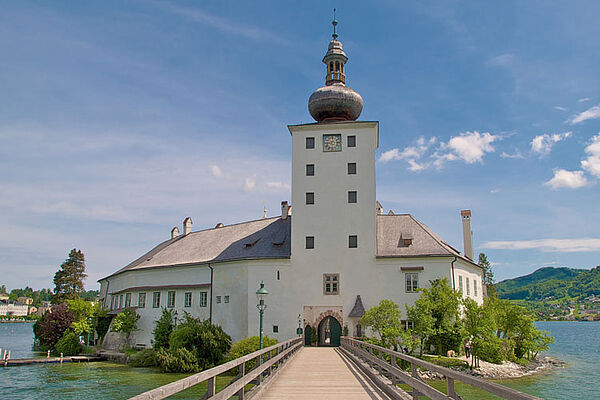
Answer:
256, 281, 269, 350
86, 317, 92, 356
297, 314, 303, 337
173, 310, 178, 328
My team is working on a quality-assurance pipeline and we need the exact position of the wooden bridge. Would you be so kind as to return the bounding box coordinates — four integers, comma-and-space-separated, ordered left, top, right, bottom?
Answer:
130, 337, 542, 400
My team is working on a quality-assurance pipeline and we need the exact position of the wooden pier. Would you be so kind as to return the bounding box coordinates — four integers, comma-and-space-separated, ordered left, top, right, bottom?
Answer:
2, 355, 103, 367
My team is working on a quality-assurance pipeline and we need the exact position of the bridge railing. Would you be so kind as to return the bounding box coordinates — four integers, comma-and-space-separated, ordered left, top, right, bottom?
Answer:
340, 337, 542, 400
130, 337, 303, 400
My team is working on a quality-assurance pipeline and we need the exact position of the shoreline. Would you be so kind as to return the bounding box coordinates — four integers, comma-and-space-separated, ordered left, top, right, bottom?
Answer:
419, 355, 565, 381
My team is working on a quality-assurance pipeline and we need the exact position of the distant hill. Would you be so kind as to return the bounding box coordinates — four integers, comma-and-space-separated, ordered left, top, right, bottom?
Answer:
496, 266, 600, 301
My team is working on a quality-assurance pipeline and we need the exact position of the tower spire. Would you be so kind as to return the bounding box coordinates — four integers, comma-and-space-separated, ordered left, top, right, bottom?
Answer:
332, 8, 338, 40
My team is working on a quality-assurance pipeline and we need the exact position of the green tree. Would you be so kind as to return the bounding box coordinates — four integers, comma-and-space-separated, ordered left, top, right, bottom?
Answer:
227, 336, 278, 371
153, 308, 175, 350
0, 284, 7, 294
462, 297, 498, 366
111, 308, 140, 343
66, 297, 95, 335
421, 278, 461, 355
360, 299, 403, 349
478, 253, 496, 298
52, 249, 87, 304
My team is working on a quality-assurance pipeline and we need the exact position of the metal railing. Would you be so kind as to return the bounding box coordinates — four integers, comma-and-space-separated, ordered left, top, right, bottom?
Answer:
340, 337, 542, 400
130, 337, 303, 400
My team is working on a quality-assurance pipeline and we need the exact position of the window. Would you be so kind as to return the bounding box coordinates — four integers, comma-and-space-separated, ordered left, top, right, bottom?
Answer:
306, 192, 314, 205
216, 296, 222, 304
224, 295, 230, 303
153, 292, 161, 308
167, 291, 176, 308
347, 135, 356, 147
272, 325, 279, 333
125, 293, 131, 307
306, 164, 315, 176
306, 236, 315, 249
200, 291, 207, 307
348, 191, 357, 203
403, 320, 415, 330
119, 295, 123, 309
458, 276, 463, 293
347, 162, 356, 175
466, 278, 471, 296
406, 273, 418, 293
277, 270, 280, 280
184, 292, 192, 307
349, 235, 358, 248
474, 280, 478, 297
306, 137, 315, 149
138, 293, 146, 308
110, 296, 115, 310
323, 274, 339, 295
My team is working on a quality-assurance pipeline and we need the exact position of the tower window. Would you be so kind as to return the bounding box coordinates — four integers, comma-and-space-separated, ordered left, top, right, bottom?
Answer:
306, 164, 315, 176
347, 136, 356, 147
348, 162, 356, 175
349, 235, 358, 248
306, 192, 314, 205
348, 191, 357, 203
306, 137, 315, 149
273, 325, 279, 333
323, 273, 339, 295
306, 236, 315, 249
277, 270, 280, 280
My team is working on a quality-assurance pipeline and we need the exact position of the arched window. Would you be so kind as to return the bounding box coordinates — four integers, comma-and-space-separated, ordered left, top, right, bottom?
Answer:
335, 61, 340, 71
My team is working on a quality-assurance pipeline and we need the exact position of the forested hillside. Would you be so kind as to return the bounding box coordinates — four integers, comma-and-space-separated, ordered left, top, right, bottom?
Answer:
496, 266, 600, 301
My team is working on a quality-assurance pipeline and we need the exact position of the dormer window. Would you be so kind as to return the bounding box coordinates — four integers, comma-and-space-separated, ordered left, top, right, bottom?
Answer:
398, 232, 413, 247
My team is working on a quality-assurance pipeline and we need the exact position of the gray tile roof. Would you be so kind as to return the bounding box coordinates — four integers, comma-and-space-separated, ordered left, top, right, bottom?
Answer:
102, 217, 291, 280
348, 295, 365, 318
376, 214, 473, 264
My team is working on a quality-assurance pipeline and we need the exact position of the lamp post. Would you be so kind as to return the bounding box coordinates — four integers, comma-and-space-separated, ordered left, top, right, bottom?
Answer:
297, 314, 302, 337
86, 317, 92, 356
173, 310, 178, 328
256, 281, 269, 350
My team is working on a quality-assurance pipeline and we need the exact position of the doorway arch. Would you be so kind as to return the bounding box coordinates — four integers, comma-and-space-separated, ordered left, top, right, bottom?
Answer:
317, 316, 341, 347
304, 325, 312, 346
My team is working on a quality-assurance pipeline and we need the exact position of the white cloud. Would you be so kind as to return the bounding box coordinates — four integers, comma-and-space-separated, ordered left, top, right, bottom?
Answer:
530, 131, 572, 156
570, 105, 600, 125
554, 106, 567, 111
501, 150, 525, 159
264, 181, 290, 190
490, 188, 500, 193
483, 238, 600, 253
442, 131, 498, 164
545, 169, 588, 189
378, 148, 402, 163
487, 54, 515, 67
581, 134, 600, 177
243, 176, 256, 192
377, 136, 436, 171
578, 97, 592, 103
210, 164, 224, 178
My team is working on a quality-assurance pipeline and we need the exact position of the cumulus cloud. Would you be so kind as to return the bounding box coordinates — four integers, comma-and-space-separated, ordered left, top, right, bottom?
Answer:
554, 106, 567, 111
570, 105, 600, 125
210, 164, 224, 178
378, 136, 436, 171
578, 97, 591, 103
530, 131, 572, 156
581, 134, 600, 177
243, 176, 256, 192
544, 169, 588, 189
265, 181, 290, 190
437, 131, 498, 165
501, 150, 525, 159
483, 238, 600, 253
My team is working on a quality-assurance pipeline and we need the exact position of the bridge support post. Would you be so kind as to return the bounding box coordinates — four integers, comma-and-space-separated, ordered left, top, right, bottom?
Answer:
206, 376, 215, 398
447, 376, 456, 399
411, 363, 420, 400
237, 363, 245, 400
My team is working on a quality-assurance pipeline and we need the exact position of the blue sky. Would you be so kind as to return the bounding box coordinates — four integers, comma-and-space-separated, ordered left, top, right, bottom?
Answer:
2, 1, 600, 290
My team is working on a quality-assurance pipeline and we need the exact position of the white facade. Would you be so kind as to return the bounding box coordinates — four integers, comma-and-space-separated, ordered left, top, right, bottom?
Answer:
0, 301, 29, 316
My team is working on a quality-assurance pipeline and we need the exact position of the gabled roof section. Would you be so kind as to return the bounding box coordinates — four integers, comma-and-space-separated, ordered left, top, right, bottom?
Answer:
348, 295, 365, 318
377, 214, 473, 265
102, 217, 291, 280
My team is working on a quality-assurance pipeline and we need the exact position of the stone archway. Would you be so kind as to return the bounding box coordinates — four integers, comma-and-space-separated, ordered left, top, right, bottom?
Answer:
313, 309, 343, 331
317, 316, 342, 347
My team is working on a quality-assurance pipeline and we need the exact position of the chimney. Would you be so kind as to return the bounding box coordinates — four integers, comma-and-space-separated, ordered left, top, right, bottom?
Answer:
183, 217, 193, 236
171, 227, 179, 239
281, 201, 289, 220
461, 210, 473, 261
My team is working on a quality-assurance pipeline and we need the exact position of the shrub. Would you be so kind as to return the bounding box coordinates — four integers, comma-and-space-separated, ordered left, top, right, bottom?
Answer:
111, 309, 140, 340
227, 336, 277, 371
129, 349, 159, 368
152, 308, 175, 350
156, 348, 200, 373
475, 336, 505, 364
33, 303, 74, 350
56, 331, 83, 356
169, 314, 231, 370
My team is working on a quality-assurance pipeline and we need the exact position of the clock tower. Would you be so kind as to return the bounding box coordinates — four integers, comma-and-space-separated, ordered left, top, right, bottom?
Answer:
288, 17, 379, 328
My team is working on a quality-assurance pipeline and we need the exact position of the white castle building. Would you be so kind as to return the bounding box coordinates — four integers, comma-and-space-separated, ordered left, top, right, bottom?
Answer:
99, 20, 483, 348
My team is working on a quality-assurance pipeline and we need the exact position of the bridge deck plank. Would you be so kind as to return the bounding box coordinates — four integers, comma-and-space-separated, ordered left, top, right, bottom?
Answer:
258, 347, 391, 400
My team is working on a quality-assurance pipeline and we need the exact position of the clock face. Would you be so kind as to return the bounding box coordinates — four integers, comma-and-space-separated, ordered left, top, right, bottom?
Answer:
323, 134, 342, 152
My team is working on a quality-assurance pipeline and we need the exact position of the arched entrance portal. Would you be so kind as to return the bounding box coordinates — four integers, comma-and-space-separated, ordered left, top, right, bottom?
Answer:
304, 325, 312, 346
317, 316, 341, 347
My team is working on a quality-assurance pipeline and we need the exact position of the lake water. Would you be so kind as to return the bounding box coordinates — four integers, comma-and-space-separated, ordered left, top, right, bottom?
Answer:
1, 321, 599, 399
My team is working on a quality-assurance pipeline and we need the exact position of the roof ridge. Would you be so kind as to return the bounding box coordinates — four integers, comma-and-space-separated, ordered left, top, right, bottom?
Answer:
408, 215, 454, 255
188, 215, 284, 235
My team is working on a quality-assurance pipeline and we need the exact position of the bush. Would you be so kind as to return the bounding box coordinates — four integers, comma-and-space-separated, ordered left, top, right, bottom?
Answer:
475, 336, 505, 364
227, 336, 277, 371
33, 303, 74, 350
55, 331, 83, 356
111, 309, 140, 340
129, 349, 159, 368
152, 308, 175, 350
169, 314, 231, 370
156, 348, 200, 373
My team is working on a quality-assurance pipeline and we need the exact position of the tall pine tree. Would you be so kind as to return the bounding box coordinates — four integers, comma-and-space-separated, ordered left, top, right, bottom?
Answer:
52, 249, 87, 304
478, 252, 496, 298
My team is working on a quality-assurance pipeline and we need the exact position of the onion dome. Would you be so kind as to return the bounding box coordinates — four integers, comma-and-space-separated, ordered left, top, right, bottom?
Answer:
308, 16, 363, 123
